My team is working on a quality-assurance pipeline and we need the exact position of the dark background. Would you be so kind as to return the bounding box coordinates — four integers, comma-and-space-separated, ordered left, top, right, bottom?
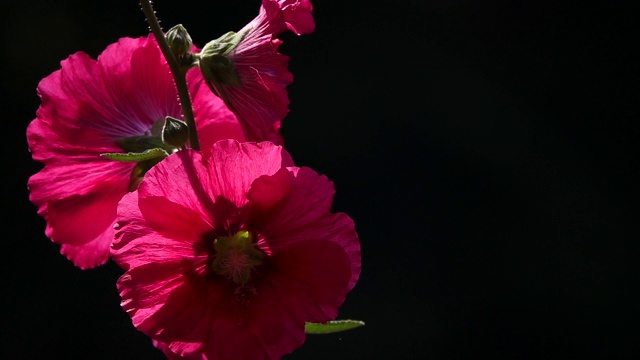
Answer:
2, 0, 638, 359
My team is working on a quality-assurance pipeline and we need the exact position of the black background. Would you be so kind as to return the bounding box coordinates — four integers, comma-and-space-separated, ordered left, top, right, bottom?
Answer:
2, 1, 638, 359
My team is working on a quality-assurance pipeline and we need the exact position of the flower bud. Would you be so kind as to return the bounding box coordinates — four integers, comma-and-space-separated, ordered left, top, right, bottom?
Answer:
166, 24, 193, 58
161, 116, 189, 148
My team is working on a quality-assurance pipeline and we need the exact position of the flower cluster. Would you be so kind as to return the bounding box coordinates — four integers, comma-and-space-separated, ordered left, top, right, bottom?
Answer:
27, 1, 361, 359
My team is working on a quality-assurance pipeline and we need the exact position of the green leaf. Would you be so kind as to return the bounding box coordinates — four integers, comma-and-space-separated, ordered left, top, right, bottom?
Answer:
100, 148, 169, 162
304, 320, 365, 334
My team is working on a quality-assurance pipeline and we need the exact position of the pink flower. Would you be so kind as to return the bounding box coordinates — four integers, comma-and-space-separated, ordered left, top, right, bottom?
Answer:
111, 140, 360, 359
27, 35, 246, 269
198, 0, 315, 145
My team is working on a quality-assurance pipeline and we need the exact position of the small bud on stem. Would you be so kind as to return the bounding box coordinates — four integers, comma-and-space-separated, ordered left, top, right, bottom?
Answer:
166, 24, 192, 57
139, 0, 200, 150
162, 116, 190, 149
166, 24, 197, 68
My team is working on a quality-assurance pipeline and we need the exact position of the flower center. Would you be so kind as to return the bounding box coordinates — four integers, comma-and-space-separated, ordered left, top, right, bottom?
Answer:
211, 230, 264, 286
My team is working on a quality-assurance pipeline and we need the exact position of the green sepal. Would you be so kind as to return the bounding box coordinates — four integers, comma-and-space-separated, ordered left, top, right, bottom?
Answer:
100, 148, 169, 162
201, 27, 251, 57
200, 55, 241, 87
304, 320, 365, 334
197, 27, 252, 90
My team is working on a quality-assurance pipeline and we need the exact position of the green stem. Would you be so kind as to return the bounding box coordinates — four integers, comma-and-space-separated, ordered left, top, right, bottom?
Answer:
139, 0, 200, 151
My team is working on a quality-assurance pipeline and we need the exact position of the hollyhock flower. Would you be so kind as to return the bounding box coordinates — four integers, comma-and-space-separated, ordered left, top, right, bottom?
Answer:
27, 35, 245, 269
111, 140, 360, 359
198, 0, 315, 145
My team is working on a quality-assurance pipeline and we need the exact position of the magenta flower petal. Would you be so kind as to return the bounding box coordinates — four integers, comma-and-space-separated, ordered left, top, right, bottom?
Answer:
205, 140, 294, 207
112, 140, 360, 359
188, 69, 247, 156
44, 182, 124, 247
59, 234, 112, 270
28, 35, 244, 268
276, 0, 315, 35
112, 192, 208, 271
248, 167, 361, 290
152, 341, 181, 360
247, 168, 294, 210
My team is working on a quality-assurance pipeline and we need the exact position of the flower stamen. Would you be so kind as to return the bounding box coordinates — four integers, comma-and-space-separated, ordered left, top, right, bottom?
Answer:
211, 230, 264, 286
